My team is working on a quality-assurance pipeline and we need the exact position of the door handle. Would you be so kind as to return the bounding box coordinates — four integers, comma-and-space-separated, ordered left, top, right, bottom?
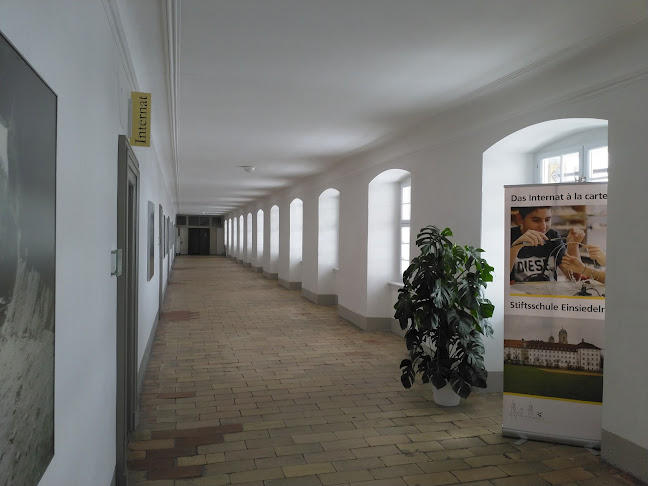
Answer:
111, 249, 123, 277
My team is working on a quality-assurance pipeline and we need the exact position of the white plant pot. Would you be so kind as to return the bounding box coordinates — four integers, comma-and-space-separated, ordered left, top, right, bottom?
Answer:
433, 383, 461, 406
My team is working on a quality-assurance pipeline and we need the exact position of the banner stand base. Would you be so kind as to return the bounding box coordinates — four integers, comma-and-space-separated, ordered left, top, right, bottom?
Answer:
502, 428, 600, 450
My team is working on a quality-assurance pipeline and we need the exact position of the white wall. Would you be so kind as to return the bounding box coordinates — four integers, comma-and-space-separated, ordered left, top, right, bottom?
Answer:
338, 178, 369, 316
0, 1, 176, 485
301, 193, 319, 294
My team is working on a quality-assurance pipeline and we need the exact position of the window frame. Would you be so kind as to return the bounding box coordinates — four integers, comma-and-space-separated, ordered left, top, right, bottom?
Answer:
399, 178, 411, 277
535, 138, 608, 184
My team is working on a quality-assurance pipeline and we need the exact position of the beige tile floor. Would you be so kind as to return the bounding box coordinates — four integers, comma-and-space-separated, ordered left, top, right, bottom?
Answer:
128, 256, 644, 486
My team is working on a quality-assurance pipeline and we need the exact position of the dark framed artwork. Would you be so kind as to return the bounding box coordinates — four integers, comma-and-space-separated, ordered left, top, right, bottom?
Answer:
147, 201, 154, 280
0, 30, 56, 486
166, 216, 170, 255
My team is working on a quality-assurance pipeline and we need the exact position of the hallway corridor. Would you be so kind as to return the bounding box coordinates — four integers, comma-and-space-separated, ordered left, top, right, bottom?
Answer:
127, 256, 638, 486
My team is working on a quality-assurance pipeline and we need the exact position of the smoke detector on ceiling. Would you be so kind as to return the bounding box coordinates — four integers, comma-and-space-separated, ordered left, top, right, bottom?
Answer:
240, 165, 255, 173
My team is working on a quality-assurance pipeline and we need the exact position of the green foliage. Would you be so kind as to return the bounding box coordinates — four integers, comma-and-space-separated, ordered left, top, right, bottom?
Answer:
395, 226, 494, 399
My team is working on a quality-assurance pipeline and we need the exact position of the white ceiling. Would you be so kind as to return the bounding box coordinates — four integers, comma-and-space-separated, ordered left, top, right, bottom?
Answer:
161, 0, 648, 214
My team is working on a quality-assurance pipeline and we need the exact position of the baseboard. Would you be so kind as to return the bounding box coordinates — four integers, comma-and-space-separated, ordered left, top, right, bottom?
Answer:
263, 271, 278, 280
602, 429, 648, 483
479, 371, 503, 393
253, 266, 263, 273
338, 305, 391, 331
302, 288, 338, 305
138, 311, 160, 398
279, 278, 302, 290
391, 319, 406, 337
243, 262, 251, 268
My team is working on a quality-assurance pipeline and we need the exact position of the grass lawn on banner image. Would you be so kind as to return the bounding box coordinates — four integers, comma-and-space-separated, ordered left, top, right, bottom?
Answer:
504, 364, 603, 403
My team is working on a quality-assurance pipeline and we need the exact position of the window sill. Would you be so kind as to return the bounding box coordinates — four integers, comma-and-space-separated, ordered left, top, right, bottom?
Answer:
388, 281, 403, 289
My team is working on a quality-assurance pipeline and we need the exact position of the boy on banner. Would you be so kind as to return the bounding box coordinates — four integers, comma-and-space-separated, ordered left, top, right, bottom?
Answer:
510, 206, 585, 282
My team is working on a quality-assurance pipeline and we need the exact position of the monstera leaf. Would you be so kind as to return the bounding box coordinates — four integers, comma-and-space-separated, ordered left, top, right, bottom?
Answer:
394, 225, 494, 402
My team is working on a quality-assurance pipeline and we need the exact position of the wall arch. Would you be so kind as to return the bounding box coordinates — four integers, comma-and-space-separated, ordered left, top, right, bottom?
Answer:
480, 118, 608, 376
256, 209, 264, 269
238, 215, 244, 260
269, 205, 280, 275
289, 198, 304, 284
246, 212, 253, 264
367, 169, 411, 319
318, 188, 340, 299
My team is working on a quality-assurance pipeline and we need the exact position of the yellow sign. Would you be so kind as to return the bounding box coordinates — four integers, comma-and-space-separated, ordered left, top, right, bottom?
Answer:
130, 92, 151, 147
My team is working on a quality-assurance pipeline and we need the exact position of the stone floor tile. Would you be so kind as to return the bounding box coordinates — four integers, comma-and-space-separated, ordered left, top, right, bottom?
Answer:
539, 467, 596, 484
229, 467, 284, 484
350, 479, 407, 486
491, 474, 551, 486
402, 471, 459, 485
266, 476, 323, 486
319, 469, 374, 485
451, 466, 508, 482
369, 463, 425, 479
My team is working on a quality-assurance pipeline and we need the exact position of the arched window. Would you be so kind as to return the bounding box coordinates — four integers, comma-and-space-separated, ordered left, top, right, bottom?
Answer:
246, 213, 253, 263
256, 209, 264, 267
318, 188, 340, 297
367, 169, 412, 318
231, 218, 235, 255
269, 205, 279, 274
238, 215, 244, 258
224, 219, 228, 254
289, 199, 303, 283
232, 216, 238, 254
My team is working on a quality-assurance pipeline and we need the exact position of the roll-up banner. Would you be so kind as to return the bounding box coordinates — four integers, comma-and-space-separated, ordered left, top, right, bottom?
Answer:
503, 183, 607, 448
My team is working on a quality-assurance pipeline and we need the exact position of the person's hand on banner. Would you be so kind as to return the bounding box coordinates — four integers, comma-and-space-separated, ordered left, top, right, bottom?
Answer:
566, 227, 585, 247
585, 245, 606, 266
561, 254, 606, 283
512, 229, 548, 247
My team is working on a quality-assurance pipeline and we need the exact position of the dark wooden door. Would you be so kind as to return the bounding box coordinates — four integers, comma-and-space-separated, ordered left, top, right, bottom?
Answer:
199, 228, 210, 255
188, 228, 210, 255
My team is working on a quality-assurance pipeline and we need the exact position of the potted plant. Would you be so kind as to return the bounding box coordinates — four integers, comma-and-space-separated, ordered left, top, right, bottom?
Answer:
395, 226, 494, 406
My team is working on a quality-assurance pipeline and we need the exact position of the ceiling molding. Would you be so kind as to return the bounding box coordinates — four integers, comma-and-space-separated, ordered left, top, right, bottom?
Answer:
101, 0, 178, 210
100, 0, 139, 91
163, 0, 181, 208
437, 13, 648, 115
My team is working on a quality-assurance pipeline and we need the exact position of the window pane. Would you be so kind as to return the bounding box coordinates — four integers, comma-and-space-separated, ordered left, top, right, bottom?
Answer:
401, 202, 411, 221
589, 146, 608, 182
401, 243, 409, 261
401, 226, 410, 244
562, 152, 580, 182
542, 156, 561, 183
401, 259, 409, 275
401, 185, 411, 204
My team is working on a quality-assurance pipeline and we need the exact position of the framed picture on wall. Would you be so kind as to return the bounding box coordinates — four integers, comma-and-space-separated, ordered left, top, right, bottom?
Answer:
0, 30, 57, 486
148, 201, 155, 280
